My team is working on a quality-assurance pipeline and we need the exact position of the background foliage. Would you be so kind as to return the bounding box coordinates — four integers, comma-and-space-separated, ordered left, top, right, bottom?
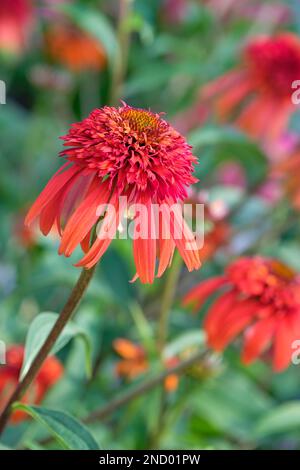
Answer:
1, 0, 300, 450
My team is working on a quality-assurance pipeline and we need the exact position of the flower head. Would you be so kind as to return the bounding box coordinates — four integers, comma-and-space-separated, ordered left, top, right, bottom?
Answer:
183, 257, 300, 371
0, 345, 63, 423
202, 34, 300, 142
25, 104, 201, 283
0, 0, 33, 56
45, 22, 106, 72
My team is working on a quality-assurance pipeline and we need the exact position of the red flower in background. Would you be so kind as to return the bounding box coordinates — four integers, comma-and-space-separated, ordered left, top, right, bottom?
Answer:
0, 0, 33, 55
183, 257, 300, 372
45, 22, 107, 72
25, 104, 201, 284
202, 34, 300, 142
0, 345, 63, 423
113, 339, 179, 392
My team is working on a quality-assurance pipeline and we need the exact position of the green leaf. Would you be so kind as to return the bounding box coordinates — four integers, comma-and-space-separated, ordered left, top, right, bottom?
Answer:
60, 4, 118, 65
189, 126, 268, 188
12, 404, 99, 450
255, 402, 300, 438
20, 312, 92, 380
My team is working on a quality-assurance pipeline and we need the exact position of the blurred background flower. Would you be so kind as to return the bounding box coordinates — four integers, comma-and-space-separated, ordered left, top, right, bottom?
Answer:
0, 345, 63, 423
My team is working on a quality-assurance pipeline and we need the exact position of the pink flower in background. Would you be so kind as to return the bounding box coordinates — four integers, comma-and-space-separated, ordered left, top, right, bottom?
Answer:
161, 0, 188, 25
216, 162, 246, 189
203, 0, 290, 26
264, 132, 300, 164
0, 0, 33, 55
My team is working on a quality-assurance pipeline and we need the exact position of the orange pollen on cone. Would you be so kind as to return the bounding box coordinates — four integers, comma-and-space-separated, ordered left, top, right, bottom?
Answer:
121, 108, 160, 133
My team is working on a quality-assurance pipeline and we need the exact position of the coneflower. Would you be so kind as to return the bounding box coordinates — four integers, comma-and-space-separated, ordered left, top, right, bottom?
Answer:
202, 34, 300, 142
184, 257, 300, 372
25, 104, 201, 283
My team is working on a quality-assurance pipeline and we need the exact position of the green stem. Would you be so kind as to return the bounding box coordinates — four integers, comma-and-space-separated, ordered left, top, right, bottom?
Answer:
158, 252, 183, 351
0, 266, 96, 435
84, 349, 208, 423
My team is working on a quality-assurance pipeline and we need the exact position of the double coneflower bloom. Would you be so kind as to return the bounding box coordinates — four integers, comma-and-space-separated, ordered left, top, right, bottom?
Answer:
202, 34, 300, 142
184, 257, 300, 372
25, 104, 201, 283
0, 345, 63, 423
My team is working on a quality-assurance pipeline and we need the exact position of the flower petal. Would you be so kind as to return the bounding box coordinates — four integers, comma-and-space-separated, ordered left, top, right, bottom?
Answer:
183, 276, 226, 312
25, 163, 78, 226
133, 199, 156, 284
242, 315, 275, 365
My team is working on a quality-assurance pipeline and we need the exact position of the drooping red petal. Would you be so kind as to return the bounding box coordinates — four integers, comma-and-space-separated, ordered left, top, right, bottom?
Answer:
59, 178, 111, 256
39, 170, 82, 235
75, 195, 126, 269
168, 202, 201, 272
242, 315, 275, 365
206, 299, 258, 351
215, 78, 253, 121
264, 101, 293, 141
235, 96, 275, 138
25, 163, 78, 226
133, 199, 157, 284
273, 313, 300, 372
214, 299, 258, 350
80, 230, 92, 253
183, 276, 227, 312
204, 289, 238, 345
201, 70, 245, 100
157, 209, 175, 278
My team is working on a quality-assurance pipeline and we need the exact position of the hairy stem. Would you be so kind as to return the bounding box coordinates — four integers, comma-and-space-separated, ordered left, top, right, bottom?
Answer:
0, 266, 96, 435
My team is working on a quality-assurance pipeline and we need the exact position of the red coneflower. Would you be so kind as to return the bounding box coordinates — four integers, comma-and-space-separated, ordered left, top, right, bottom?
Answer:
45, 22, 106, 72
0, 0, 33, 55
202, 34, 300, 142
25, 104, 201, 283
183, 257, 300, 371
0, 345, 63, 423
